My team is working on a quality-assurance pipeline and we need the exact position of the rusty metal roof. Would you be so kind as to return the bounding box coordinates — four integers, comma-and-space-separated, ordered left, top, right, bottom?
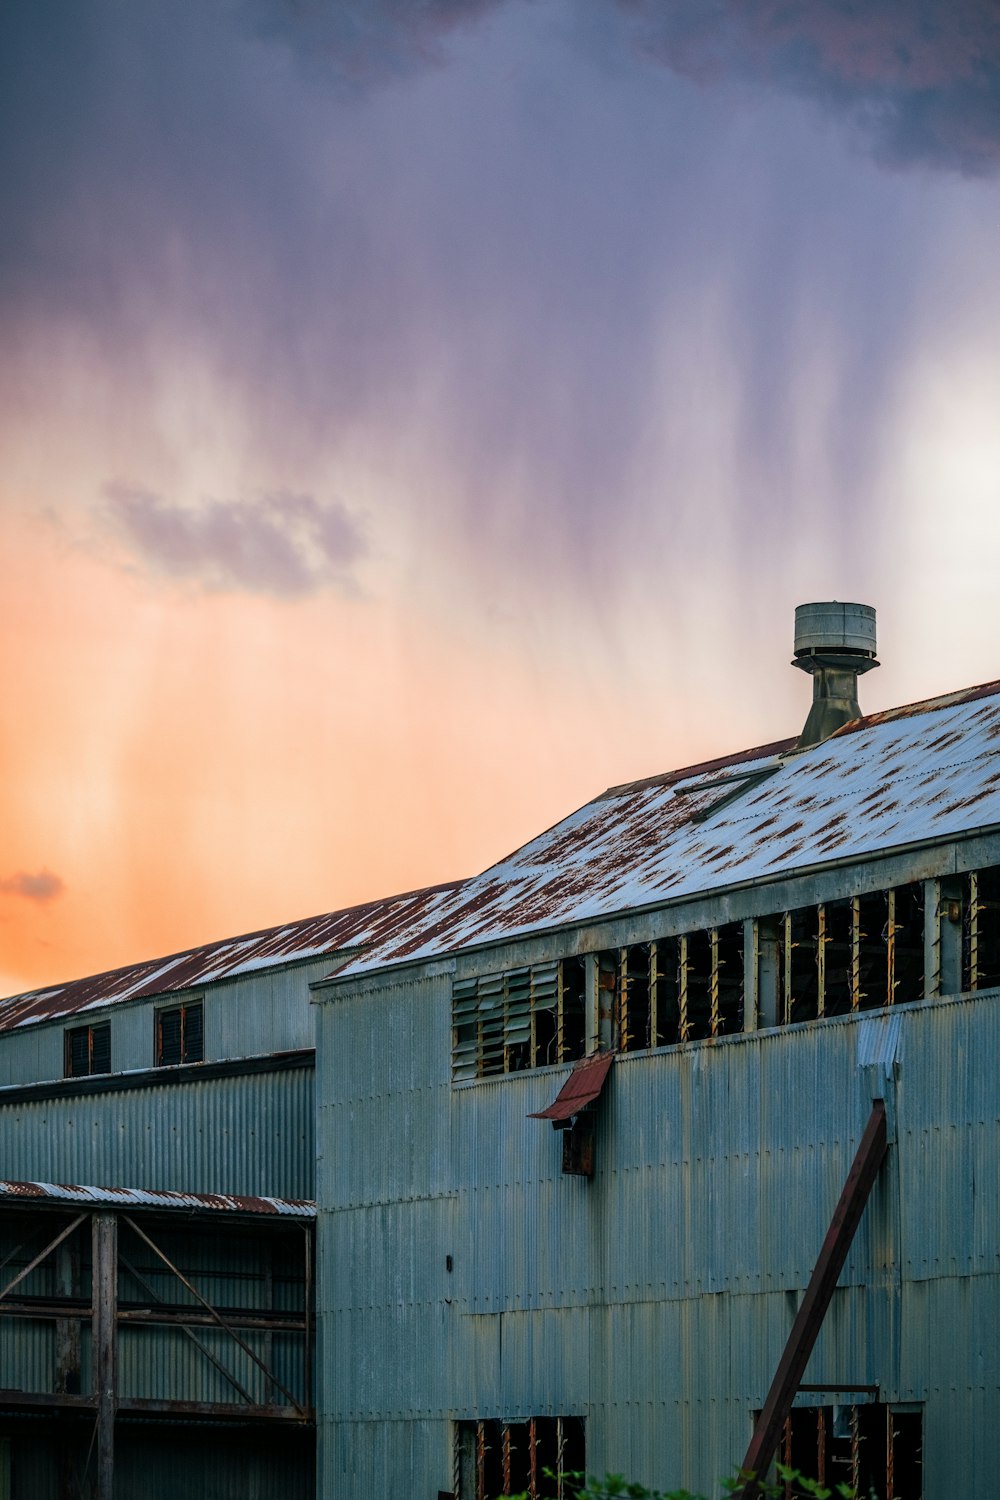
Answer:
0, 1179, 315, 1218
0, 881, 461, 1032
338, 678, 1000, 973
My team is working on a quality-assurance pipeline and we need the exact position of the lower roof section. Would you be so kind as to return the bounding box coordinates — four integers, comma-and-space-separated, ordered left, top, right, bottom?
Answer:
0, 1179, 315, 1220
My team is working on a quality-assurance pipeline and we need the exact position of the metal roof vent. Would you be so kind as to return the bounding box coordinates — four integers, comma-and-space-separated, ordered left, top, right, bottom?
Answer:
793, 602, 878, 748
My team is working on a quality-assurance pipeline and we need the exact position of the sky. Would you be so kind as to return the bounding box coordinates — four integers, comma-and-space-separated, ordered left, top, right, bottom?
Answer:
1, 0, 999, 996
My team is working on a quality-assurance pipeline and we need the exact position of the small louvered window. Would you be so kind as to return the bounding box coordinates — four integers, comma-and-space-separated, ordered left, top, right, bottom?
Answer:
452, 960, 581, 1080
156, 1001, 204, 1067
64, 1022, 111, 1078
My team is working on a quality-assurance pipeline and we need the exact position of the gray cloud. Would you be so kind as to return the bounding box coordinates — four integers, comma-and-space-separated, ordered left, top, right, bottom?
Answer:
614, 0, 1000, 175
0, 870, 66, 904
242, 0, 509, 85
239, 0, 1000, 174
102, 486, 368, 599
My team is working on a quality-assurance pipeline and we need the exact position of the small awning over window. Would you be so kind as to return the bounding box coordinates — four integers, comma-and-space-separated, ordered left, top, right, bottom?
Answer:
527, 1050, 614, 1121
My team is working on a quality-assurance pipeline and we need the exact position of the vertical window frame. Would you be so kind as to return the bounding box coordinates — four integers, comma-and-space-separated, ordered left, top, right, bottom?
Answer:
64, 1021, 111, 1079
155, 999, 204, 1068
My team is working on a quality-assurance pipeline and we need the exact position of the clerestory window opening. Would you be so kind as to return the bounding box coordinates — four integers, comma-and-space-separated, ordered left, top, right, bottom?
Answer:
451, 866, 1000, 1081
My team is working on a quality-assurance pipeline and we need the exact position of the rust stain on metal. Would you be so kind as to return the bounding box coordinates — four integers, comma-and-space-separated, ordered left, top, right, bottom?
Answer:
0, 1180, 315, 1218
527, 1050, 614, 1121
0, 880, 464, 1032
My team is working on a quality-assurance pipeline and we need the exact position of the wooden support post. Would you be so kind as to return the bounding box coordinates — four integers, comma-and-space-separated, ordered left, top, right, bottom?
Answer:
55, 1235, 81, 1395
737, 1100, 889, 1499
92, 1212, 117, 1500
303, 1227, 313, 1413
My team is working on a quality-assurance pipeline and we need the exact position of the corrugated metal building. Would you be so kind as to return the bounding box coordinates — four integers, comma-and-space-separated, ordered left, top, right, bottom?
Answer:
311, 606, 1000, 1500
3, 601, 1000, 1497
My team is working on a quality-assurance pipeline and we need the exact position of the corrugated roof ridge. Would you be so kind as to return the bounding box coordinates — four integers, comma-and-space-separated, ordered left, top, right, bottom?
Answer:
832, 675, 1000, 734
599, 676, 1000, 798
0, 876, 466, 1008
601, 735, 797, 799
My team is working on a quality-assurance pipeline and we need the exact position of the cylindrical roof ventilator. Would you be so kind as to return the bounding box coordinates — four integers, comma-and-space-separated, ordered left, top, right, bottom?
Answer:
793, 601, 879, 748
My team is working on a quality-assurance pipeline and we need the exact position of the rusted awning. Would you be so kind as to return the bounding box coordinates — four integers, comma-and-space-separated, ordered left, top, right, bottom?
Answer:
527, 1050, 614, 1121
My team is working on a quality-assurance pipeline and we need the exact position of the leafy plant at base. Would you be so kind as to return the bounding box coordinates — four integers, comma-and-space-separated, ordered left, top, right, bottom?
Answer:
500, 1465, 859, 1500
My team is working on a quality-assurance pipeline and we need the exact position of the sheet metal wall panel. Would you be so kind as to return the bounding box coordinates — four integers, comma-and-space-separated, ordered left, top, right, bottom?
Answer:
320, 1418, 449, 1500
208, 959, 322, 1062
317, 973, 453, 1216
898, 992, 1000, 1281
0, 1025, 62, 1088
0, 1319, 58, 1395
0, 1065, 314, 1198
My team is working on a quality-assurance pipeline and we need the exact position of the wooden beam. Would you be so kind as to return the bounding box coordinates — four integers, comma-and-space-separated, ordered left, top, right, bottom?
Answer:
92, 1213, 117, 1500
737, 1099, 888, 1498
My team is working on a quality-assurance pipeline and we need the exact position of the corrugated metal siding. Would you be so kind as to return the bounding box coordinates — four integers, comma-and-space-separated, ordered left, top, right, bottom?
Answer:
0, 1065, 314, 1199
316, 984, 1000, 1498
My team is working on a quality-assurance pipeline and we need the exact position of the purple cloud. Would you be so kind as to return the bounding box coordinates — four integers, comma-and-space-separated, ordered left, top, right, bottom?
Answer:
0, 870, 66, 904
615, 0, 1000, 175
242, 0, 1000, 174
102, 485, 368, 599
242, 0, 509, 85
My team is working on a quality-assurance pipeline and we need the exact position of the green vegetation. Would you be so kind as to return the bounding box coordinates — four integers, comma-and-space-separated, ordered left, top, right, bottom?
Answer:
502, 1467, 859, 1500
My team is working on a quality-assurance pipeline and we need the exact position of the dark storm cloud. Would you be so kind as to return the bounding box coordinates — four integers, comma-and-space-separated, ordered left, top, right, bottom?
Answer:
0, 871, 66, 904
241, 0, 509, 85
248, 0, 1000, 173
615, 0, 1000, 175
102, 485, 368, 599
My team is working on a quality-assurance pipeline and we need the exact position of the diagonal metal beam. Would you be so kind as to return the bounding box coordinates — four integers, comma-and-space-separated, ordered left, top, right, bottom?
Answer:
118, 1250, 259, 1409
0, 1215, 86, 1303
121, 1215, 306, 1416
737, 1099, 889, 1499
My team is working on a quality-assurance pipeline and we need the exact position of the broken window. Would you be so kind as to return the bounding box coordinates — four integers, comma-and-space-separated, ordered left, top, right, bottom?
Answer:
684, 929, 713, 1040
504, 969, 532, 1074
784, 908, 820, 1023
64, 1021, 111, 1078
714, 924, 744, 1034
780, 885, 925, 1023
456, 1417, 585, 1500
854, 892, 890, 1010
453, 960, 587, 1081
155, 1000, 204, 1067
890, 883, 925, 1003
558, 958, 586, 1063
531, 963, 559, 1068
820, 898, 853, 1015
680, 925, 743, 1040
653, 936, 682, 1046
778, 1403, 921, 1500
620, 943, 651, 1053
965, 865, 1000, 992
